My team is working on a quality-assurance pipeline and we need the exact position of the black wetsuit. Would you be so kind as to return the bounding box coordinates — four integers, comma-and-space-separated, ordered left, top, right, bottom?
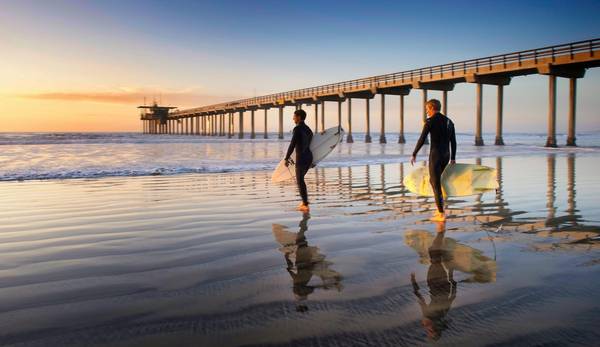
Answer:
412, 112, 457, 213
285, 122, 313, 205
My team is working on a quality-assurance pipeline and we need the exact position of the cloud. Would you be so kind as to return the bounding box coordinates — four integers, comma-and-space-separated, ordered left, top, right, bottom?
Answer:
16, 88, 239, 108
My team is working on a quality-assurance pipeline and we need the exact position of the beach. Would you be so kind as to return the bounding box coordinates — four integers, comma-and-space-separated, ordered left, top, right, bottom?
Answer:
0, 132, 598, 346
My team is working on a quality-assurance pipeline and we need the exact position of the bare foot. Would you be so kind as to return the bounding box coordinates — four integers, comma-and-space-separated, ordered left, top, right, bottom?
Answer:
430, 211, 446, 222
297, 204, 310, 212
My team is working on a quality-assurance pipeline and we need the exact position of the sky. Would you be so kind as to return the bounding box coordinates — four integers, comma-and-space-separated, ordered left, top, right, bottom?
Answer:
1, 0, 599, 133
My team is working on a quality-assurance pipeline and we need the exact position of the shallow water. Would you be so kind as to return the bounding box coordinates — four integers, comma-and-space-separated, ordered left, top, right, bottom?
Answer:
2, 131, 599, 181
0, 152, 598, 346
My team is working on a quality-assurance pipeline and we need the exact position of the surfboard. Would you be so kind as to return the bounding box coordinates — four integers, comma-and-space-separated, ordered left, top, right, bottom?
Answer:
271, 126, 344, 183
403, 163, 498, 197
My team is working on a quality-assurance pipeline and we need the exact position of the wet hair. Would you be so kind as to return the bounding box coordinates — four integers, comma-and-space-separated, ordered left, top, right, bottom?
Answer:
294, 109, 307, 120
426, 99, 441, 112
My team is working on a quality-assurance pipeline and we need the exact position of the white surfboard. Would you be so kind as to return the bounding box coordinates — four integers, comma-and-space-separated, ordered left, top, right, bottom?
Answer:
271, 127, 344, 183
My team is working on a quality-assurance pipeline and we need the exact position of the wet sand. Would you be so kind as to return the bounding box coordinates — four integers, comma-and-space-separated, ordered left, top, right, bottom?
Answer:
0, 153, 598, 346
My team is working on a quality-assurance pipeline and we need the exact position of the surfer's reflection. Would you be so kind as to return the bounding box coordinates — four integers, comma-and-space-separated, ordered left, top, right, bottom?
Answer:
407, 223, 496, 340
272, 213, 343, 312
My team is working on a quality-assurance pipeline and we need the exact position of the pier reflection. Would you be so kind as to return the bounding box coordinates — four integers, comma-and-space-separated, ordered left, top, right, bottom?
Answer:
336, 154, 598, 245
272, 213, 343, 312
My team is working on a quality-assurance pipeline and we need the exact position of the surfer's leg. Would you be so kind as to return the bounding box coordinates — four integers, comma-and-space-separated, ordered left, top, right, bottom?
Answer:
295, 165, 309, 206
429, 155, 444, 213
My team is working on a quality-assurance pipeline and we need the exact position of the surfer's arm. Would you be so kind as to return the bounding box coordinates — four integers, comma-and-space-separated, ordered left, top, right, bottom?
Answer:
412, 121, 431, 157
450, 122, 457, 161
285, 128, 298, 162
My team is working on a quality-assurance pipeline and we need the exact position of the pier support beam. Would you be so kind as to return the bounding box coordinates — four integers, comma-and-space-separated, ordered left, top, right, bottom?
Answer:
379, 94, 387, 143
278, 107, 284, 139
337, 100, 342, 132
196, 116, 200, 135
398, 95, 406, 144
546, 75, 557, 147
475, 83, 484, 146
346, 99, 354, 143
422, 89, 429, 144
218, 114, 222, 136
228, 113, 232, 138
495, 85, 505, 145
320, 102, 325, 132
567, 78, 577, 146
238, 111, 244, 139
314, 103, 319, 133
250, 109, 256, 139
365, 99, 372, 143
264, 109, 268, 139
465, 73, 511, 146
442, 90, 448, 115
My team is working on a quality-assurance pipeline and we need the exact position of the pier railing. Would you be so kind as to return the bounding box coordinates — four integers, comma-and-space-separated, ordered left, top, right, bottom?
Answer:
173, 38, 599, 116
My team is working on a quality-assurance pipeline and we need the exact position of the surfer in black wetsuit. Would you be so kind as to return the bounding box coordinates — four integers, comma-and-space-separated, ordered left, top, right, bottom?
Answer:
285, 109, 313, 212
410, 99, 456, 222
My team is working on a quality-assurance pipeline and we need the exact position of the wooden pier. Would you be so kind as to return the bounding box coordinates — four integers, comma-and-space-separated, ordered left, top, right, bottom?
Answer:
140, 38, 600, 147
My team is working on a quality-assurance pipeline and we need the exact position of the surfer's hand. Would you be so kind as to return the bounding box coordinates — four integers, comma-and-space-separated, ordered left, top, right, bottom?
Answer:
284, 159, 290, 167
450, 160, 456, 165
410, 155, 416, 166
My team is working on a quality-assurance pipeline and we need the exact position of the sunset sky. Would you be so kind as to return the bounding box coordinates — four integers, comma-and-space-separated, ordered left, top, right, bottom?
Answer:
1, 0, 599, 133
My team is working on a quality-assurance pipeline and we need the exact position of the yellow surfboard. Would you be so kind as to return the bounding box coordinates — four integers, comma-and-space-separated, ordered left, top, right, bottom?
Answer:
403, 163, 498, 197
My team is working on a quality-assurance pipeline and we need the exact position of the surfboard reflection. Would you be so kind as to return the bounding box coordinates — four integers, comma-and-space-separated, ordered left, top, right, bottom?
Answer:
406, 223, 496, 341
272, 213, 343, 312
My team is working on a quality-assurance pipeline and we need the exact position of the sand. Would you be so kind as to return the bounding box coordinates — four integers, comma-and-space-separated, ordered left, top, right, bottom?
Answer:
0, 153, 598, 346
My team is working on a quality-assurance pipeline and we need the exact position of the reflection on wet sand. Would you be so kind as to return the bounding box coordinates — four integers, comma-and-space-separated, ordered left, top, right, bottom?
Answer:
407, 223, 496, 341
272, 213, 343, 311
335, 154, 598, 248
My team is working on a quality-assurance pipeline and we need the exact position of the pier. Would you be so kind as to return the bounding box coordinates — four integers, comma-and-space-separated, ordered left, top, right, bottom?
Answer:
140, 38, 599, 147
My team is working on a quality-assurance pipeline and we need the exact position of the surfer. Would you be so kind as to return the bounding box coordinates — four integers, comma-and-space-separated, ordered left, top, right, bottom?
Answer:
410, 99, 456, 222
285, 109, 314, 212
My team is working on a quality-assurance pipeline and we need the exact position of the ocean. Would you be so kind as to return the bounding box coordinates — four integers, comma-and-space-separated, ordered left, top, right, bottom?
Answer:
1, 131, 599, 181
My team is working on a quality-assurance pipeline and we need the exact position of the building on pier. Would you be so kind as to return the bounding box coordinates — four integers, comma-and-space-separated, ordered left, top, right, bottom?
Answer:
139, 102, 177, 134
